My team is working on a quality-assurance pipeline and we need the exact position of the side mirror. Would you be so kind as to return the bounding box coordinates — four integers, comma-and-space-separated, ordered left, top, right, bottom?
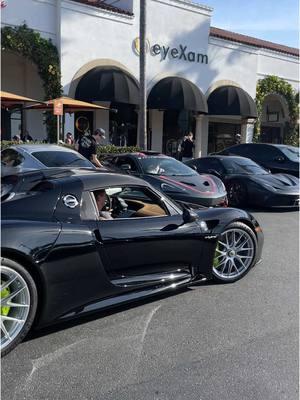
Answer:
182, 207, 197, 224
120, 163, 131, 171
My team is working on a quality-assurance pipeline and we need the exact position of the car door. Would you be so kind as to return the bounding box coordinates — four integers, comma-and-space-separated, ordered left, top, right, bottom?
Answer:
91, 184, 215, 286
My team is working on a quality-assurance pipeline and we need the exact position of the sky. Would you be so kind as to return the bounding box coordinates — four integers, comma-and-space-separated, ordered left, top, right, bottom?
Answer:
197, 0, 299, 48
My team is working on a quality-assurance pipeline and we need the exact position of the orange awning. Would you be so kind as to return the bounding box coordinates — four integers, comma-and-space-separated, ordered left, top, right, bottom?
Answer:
27, 96, 111, 112
1, 90, 45, 107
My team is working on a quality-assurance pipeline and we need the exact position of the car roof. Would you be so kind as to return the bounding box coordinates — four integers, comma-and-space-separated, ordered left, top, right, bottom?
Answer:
199, 155, 251, 161
7, 144, 78, 154
112, 151, 166, 158
7, 168, 154, 190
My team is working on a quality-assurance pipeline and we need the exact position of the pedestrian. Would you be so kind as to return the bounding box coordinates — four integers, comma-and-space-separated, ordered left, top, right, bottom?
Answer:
179, 132, 194, 162
20, 130, 33, 142
65, 132, 74, 146
77, 128, 105, 168
12, 135, 22, 144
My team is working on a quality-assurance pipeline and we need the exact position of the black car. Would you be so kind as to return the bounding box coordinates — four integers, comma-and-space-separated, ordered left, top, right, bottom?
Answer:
185, 156, 300, 208
103, 152, 227, 207
216, 143, 300, 177
1, 169, 263, 356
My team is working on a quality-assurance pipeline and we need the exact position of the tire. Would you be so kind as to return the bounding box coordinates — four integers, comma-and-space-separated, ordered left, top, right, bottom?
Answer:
227, 180, 248, 207
1, 258, 38, 357
212, 222, 257, 283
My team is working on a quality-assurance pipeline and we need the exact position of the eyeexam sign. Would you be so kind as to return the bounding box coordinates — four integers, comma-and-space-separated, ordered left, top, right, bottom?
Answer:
133, 38, 208, 64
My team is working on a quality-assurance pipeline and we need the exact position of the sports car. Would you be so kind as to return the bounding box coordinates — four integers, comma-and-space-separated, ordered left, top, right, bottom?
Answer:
185, 156, 300, 208
1, 169, 263, 356
102, 152, 227, 207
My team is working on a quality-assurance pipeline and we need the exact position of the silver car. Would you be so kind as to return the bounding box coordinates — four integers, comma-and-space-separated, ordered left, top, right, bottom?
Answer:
1, 144, 95, 176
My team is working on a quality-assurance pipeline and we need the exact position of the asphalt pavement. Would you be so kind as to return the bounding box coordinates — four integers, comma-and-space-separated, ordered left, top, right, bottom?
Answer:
2, 209, 299, 400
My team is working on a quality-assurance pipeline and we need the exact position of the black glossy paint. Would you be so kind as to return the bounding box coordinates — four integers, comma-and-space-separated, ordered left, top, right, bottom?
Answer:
1, 169, 263, 328
185, 156, 300, 208
102, 153, 227, 207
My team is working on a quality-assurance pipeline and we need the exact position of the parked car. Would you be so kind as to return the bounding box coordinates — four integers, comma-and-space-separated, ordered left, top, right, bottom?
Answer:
102, 152, 228, 207
1, 144, 95, 175
185, 155, 300, 208
1, 168, 263, 355
215, 143, 300, 177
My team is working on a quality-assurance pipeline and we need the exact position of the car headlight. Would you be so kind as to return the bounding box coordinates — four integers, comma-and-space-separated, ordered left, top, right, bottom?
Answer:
199, 220, 208, 232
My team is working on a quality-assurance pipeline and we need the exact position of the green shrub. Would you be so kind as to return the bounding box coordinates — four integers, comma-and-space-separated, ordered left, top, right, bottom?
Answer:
1, 141, 141, 158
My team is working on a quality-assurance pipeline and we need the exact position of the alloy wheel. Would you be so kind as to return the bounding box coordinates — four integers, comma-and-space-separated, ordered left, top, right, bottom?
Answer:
1, 266, 30, 352
213, 228, 255, 281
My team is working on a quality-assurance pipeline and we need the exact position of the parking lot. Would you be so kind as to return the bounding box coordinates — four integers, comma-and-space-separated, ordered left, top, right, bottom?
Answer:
2, 209, 299, 400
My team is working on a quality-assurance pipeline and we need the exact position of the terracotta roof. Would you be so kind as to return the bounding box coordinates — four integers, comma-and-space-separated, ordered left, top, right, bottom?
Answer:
71, 0, 133, 16
210, 26, 299, 57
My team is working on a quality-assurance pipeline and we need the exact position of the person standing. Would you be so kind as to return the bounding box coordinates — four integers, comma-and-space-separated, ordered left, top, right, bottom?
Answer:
65, 132, 74, 146
180, 132, 194, 162
77, 128, 105, 168
20, 130, 33, 142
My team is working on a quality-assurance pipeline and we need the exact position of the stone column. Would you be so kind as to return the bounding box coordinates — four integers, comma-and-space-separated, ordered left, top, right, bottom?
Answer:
241, 119, 255, 143
150, 110, 164, 152
194, 114, 209, 158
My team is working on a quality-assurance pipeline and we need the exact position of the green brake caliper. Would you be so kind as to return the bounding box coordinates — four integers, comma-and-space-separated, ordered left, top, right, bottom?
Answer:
1, 282, 11, 316
213, 242, 220, 268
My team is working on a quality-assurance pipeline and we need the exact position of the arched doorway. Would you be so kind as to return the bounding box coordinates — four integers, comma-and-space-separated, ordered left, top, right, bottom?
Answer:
147, 77, 207, 157
207, 85, 257, 153
74, 66, 139, 144
260, 94, 289, 143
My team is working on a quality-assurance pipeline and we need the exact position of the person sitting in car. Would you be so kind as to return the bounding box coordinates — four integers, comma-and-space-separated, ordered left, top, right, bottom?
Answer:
94, 189, 113, 220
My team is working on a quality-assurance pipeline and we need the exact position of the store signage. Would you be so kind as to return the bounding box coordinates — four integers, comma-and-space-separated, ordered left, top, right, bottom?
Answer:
133, 37, 208, 64
53, 99, 63, 115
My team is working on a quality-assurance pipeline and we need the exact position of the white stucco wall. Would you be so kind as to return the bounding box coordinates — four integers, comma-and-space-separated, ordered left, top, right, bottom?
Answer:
1, 0, 299, 144
1, 0, 57, 42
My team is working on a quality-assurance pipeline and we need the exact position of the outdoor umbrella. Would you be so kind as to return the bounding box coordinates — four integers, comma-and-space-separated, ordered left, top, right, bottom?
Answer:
26, 96, 111, 112
26, 96, 111, 143
1, 90, 46, 108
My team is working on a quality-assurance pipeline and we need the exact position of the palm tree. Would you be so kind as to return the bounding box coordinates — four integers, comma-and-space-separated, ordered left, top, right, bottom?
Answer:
139, 0, 147, 149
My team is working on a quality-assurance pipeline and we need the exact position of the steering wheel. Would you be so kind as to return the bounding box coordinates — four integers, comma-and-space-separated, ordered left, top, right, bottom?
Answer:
111, 196, 128, 217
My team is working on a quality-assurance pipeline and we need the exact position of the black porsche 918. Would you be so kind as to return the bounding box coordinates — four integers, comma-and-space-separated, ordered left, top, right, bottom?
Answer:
102, 152, 227, 207
185, 156, 300, 208
1, 169, 263, 356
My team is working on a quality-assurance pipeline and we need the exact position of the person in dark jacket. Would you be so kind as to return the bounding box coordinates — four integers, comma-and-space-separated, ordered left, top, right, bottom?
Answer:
77, 128, 105, 168
180, 132, 194, 162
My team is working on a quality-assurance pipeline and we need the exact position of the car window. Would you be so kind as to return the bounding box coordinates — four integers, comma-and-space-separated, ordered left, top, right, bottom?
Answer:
195, 158, 225, 174
222, 158, 269, 175
31, 151, 94, 168
251, 145, 281, 160
227, 144, 251, 156
115, 157, 138, 172
92, 186, 169, 220
138, 156, 197, 176
276, 146, 300, 162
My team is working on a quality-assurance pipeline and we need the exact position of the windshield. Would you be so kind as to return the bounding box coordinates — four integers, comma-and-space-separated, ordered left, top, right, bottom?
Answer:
32, 151, 94, 168
139, 157, 197, 176
222, 158, 269, 175
277, 146, 300, 162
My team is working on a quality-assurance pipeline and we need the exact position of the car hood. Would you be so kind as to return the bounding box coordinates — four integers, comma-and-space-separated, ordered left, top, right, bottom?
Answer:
250, 173, 299, 193
143, 173, 226, 197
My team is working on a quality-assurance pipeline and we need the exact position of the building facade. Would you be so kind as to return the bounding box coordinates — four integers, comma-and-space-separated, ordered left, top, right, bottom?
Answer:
1, 0, 299, 155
